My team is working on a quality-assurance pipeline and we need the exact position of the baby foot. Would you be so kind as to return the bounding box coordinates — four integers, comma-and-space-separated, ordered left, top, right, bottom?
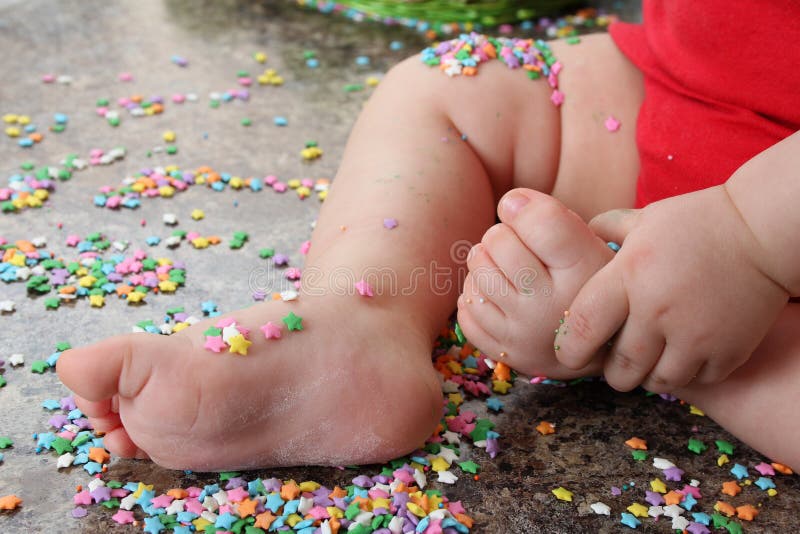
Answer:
457, 189, 613, 378
56, 296, 442, 470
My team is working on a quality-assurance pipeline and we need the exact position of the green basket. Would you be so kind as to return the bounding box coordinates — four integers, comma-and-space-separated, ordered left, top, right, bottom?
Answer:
336, 0, 580, 26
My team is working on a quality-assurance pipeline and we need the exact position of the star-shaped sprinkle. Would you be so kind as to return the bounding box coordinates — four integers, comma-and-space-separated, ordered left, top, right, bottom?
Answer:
254, 511, 277, 530
112, 509, 135, 524
590, 502, 610, 515
486, 397, 504, 412
687, 438, 707, 454
458, 461, 479, 474
714, 440, 734, 455
627, 502, 649, 518
0, 495, 22, 510
692, 512, 712, 526
383, 218, 398, 229
754, 462, 775, 476
260, 321, 282, 340
282, 311, 303, 331
237, 497, 258, 517
143, 516, 165, 534
203, 336, 227, 353
736, 504, 758, 521
31, 360, 49, 373
265, 492, 285, 512
226, 486, 249, 502
190, 209, 204, 220
730, 464, 749, 480
0, 437, 15, 449
620, 512, 640, 528
88, 447, 110, 464
491, 380, 512, 394
354, 279, 373, 297
536, 421, 555, 435
755, 477, 775, 490
681, 493, 698, 511
604, 116, 621, 132
721, 481, 741, 496
149, 494, 174, 509
228, 334, 252, 355
0, 300, 15, 313
8, 354, 24, 366
663, 466, 684, 482
687, 523, 710, 534
552, 487, 573, 501
203, 326, 222, 337
625, 437, 647, 450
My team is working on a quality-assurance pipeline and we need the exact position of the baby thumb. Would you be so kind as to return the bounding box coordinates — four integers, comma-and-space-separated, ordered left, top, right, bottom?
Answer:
589, 208, 640, 246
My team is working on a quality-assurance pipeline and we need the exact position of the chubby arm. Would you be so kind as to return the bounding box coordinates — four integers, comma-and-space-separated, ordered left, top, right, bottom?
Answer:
552, 131, 798, 393
725, 130, 800, 296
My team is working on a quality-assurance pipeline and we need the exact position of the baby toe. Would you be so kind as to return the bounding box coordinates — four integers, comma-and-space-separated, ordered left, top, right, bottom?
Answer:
497, 188, 612, 272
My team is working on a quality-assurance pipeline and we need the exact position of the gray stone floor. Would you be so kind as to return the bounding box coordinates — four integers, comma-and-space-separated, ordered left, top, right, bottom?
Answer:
0, 1, 797, 532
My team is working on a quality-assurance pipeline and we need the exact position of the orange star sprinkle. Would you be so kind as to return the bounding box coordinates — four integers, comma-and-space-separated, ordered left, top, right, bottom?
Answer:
736, 504, 759, 521
280, 480, 300, 501
536, 421, 555, 435
714, 500, 736, 517
237, 498, 257, 518
254, 511, 276, 529
167, 488, 188, 500
664, 490, 684, 506
88, 447, 110, 464
721, 481, 742, 497
328, 486, 347, 500
0, 494, 22, 510
493, 361, 511, 382
624, 437, 648, 450
772, 462, 794, 475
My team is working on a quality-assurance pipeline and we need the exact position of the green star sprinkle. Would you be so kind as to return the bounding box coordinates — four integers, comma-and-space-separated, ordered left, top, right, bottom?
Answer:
31, 360, 49, 374
203, 326, 222, 337
631, 450, 648, 462
715, 440, 735, 455
50, 437, 74, 455
282, 312, 303, 331
458, 461, 480, 474
688, 438, 708, 454
0, 437, 13, 449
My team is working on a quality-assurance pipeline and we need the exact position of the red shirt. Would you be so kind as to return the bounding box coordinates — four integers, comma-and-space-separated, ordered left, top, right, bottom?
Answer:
610, 0, 800, 207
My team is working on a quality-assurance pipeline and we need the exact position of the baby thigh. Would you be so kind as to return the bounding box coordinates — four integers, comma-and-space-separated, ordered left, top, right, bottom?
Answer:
544, 33, 644, 220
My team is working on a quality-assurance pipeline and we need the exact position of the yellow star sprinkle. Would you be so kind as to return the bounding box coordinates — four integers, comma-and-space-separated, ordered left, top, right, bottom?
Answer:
431, 457, 450, 472
228, 334, 252, 355
132, 482, 154, 498
627, 502, 649, 518
126, 291, 145, 304
552, 487, 573, 502
717, 454, 730, 467
650, 478, 667, 493
89, 294, 105, 307
689, 405, 705, 416
191, 209, 205, 220
491, 380, 512, 394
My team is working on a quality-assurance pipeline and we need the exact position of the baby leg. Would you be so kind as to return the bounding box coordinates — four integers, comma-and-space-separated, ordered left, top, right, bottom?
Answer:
673, 304, 800, 471
57, 45, 573, 470
458, 34, 644, 377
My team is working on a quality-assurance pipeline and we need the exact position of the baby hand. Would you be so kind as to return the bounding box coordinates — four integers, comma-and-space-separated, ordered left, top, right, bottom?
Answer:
554, 186, 789, 393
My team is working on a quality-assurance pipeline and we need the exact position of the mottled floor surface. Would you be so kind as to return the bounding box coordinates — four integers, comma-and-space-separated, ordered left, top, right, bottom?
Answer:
0, 1, 797, 532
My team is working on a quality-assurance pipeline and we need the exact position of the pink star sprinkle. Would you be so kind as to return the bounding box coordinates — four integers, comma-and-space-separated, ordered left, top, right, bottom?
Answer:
355, 279, 374, 297
260, 322, 282, 340
203, 336, 227, 353
226, 486, 249, 502
112, 510, 135, 525
550, 90, 564, 107
605, 116, 621, 132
